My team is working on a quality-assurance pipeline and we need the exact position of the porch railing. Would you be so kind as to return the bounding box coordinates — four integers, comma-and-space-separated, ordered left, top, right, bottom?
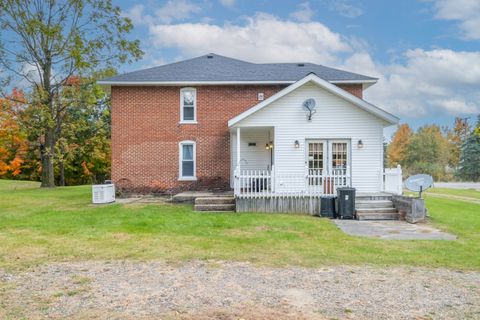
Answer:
234, 166, 350, 198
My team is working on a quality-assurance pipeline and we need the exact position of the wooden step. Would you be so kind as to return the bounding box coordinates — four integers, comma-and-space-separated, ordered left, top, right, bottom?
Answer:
356, 195, 393, 201
357, 212, 399, 220
195, 197, 236, 205
356, 200, 394, 209
356, 207, 398, 214
194, 204, 236, 212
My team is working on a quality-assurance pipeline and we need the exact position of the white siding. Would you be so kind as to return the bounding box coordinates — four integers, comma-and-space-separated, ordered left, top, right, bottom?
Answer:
232, 82, 387, 193
230, 128, 273, 187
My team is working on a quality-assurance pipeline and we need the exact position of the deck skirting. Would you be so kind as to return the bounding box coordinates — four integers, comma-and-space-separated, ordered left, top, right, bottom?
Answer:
236, 196, 322, 215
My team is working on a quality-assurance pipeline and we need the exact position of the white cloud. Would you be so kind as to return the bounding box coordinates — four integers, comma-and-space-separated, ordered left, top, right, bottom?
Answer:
219, 0, 235, 8
123, 4, 146, 26
430, 0, 480, 40
148, 13, 351, 65
137, 12, 480, 119
155, 0, 201, 24
123, 0, 201, 25
327, 0, 363, 18
364, 49, 480, 117
290, 2, 315, 22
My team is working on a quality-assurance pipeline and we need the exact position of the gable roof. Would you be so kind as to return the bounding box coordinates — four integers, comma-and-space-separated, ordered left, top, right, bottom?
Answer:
98, 53, 377, 86
228, 73, 399, 127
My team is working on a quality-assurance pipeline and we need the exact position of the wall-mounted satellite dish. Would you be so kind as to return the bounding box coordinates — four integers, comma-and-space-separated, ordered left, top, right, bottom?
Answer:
405, 174, 433, 198
302, 98, 316, 121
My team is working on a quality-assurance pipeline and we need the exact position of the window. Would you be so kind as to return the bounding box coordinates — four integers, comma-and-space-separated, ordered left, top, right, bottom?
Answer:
179, 141, 196, 180
180, 88, 196, 123
331, 142, 348, 170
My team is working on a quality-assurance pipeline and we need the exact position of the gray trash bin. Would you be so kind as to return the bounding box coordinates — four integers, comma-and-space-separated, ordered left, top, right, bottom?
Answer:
320, 197, 336, 218
337, 187, 356, 219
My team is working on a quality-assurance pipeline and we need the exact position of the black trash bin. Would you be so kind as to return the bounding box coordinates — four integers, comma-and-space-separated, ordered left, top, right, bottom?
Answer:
320, 196, 336, 218
337, 187, 356, 219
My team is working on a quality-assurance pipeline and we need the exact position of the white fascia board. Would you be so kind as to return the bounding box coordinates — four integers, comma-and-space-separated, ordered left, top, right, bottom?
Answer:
228, 73, 398, 127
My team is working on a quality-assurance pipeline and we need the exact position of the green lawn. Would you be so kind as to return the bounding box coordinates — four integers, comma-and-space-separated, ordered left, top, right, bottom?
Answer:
0, 180, 479, 271
427, 187, 480, 200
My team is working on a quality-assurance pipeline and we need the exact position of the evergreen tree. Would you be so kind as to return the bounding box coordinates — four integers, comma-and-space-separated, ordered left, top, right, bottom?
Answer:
457, 115, 480, 181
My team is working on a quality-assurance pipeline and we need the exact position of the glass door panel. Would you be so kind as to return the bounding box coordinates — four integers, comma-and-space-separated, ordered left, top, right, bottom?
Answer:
307, 141, 326, 186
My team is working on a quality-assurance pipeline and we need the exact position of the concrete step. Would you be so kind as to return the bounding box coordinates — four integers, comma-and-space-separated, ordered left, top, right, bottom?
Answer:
356, 195, 393, 201
357, 212, 399, 220
194, 204, 236, 212
356, 200, 394, 209
356, 207, 398, 214
195, 197, 236, 205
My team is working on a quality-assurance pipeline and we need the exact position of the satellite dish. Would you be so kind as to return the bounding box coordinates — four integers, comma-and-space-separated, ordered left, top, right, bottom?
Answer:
405, 174, 433, 198
302, 98, 316, 120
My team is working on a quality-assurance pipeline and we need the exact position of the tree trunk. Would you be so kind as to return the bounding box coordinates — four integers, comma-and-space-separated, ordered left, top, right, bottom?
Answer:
40, 127, 56, 188
59, 145, 65, 186
40, 52, 56, 188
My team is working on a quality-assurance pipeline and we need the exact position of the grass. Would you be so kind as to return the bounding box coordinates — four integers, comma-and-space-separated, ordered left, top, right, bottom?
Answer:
426, 187, 480, 200
0, 179, 479, 271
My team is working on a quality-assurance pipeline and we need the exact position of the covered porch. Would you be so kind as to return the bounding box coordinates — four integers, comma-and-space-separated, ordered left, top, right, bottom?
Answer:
231, 126, 352, 198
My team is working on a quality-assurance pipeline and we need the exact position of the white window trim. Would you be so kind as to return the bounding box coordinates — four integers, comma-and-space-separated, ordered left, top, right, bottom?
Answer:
180, 87, 197, 124
178, 140, 197, 180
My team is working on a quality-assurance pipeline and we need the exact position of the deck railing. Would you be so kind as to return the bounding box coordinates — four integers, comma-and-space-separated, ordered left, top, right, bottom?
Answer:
234, 166, 350, 198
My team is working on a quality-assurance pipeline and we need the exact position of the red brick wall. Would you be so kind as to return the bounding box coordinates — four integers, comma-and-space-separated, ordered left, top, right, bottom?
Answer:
111, 85, 285, 193
336, 84, 363, 98
111, 83, 364, 194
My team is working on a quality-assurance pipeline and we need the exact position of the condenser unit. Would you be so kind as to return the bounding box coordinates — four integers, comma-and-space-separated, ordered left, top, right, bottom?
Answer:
92, 184, 115, 204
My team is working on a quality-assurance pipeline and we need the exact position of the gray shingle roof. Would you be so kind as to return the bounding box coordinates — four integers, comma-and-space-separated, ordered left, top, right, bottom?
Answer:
99, 53, 377, 83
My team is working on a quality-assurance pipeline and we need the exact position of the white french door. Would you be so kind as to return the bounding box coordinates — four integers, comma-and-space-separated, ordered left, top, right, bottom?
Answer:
306, 139, 351, 187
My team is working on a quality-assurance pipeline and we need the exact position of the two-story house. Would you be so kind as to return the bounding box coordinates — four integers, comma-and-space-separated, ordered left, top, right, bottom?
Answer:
99, 53, 400, 214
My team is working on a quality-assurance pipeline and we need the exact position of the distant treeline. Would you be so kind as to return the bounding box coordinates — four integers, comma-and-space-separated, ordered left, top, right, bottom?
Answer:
386, 116, 480, 182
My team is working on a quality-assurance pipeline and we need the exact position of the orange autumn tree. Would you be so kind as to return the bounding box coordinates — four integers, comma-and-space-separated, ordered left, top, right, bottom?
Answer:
0, 90, 28, 178
387, 123, 413, 167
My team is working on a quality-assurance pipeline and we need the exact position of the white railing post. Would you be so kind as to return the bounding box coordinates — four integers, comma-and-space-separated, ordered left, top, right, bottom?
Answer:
234, 167, 238, 196
397, 164, 402, 195
380, 168, 385, 192
271, 165, 275, 194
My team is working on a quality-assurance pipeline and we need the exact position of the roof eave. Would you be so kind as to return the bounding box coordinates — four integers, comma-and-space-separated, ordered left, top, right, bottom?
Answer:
97, 78, 377, 88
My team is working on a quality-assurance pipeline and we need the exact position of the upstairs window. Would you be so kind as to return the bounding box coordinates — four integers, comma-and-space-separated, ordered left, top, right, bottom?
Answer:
179, 141, 196, 180
180, 88, 196, 123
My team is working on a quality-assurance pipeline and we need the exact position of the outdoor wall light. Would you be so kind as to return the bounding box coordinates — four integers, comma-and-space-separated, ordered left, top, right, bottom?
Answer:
265, 142, 274, 150
357, 139, 364, 149
294, 140, 300, 148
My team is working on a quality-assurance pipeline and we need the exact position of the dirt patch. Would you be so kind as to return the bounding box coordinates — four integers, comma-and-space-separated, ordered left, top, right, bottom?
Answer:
1, 260, 479, 319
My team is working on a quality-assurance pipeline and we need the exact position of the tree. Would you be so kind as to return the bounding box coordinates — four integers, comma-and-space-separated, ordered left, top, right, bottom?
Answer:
387, 124, 412, 167
0, 0, 142, 187
447, 117, 470, 169
0, 90, 28, 178
457, 115, 480, 181
53, 73, 112, 185
405, 125, 450, 180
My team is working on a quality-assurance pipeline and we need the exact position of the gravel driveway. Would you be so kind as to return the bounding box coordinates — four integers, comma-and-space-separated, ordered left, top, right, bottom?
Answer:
1, 261, 479, 319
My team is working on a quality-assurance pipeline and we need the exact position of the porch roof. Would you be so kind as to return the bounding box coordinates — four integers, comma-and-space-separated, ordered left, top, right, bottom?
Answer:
228, 73, 399, 127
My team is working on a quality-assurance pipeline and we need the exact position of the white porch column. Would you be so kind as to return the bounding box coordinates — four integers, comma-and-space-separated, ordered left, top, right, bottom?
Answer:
236, 127, 241, 171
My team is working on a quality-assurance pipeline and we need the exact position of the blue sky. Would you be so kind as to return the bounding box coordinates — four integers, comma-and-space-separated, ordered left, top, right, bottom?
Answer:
115, 0, 480, 134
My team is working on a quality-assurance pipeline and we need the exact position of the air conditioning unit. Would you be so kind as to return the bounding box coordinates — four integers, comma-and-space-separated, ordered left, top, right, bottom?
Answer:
92, 184, 115, 204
